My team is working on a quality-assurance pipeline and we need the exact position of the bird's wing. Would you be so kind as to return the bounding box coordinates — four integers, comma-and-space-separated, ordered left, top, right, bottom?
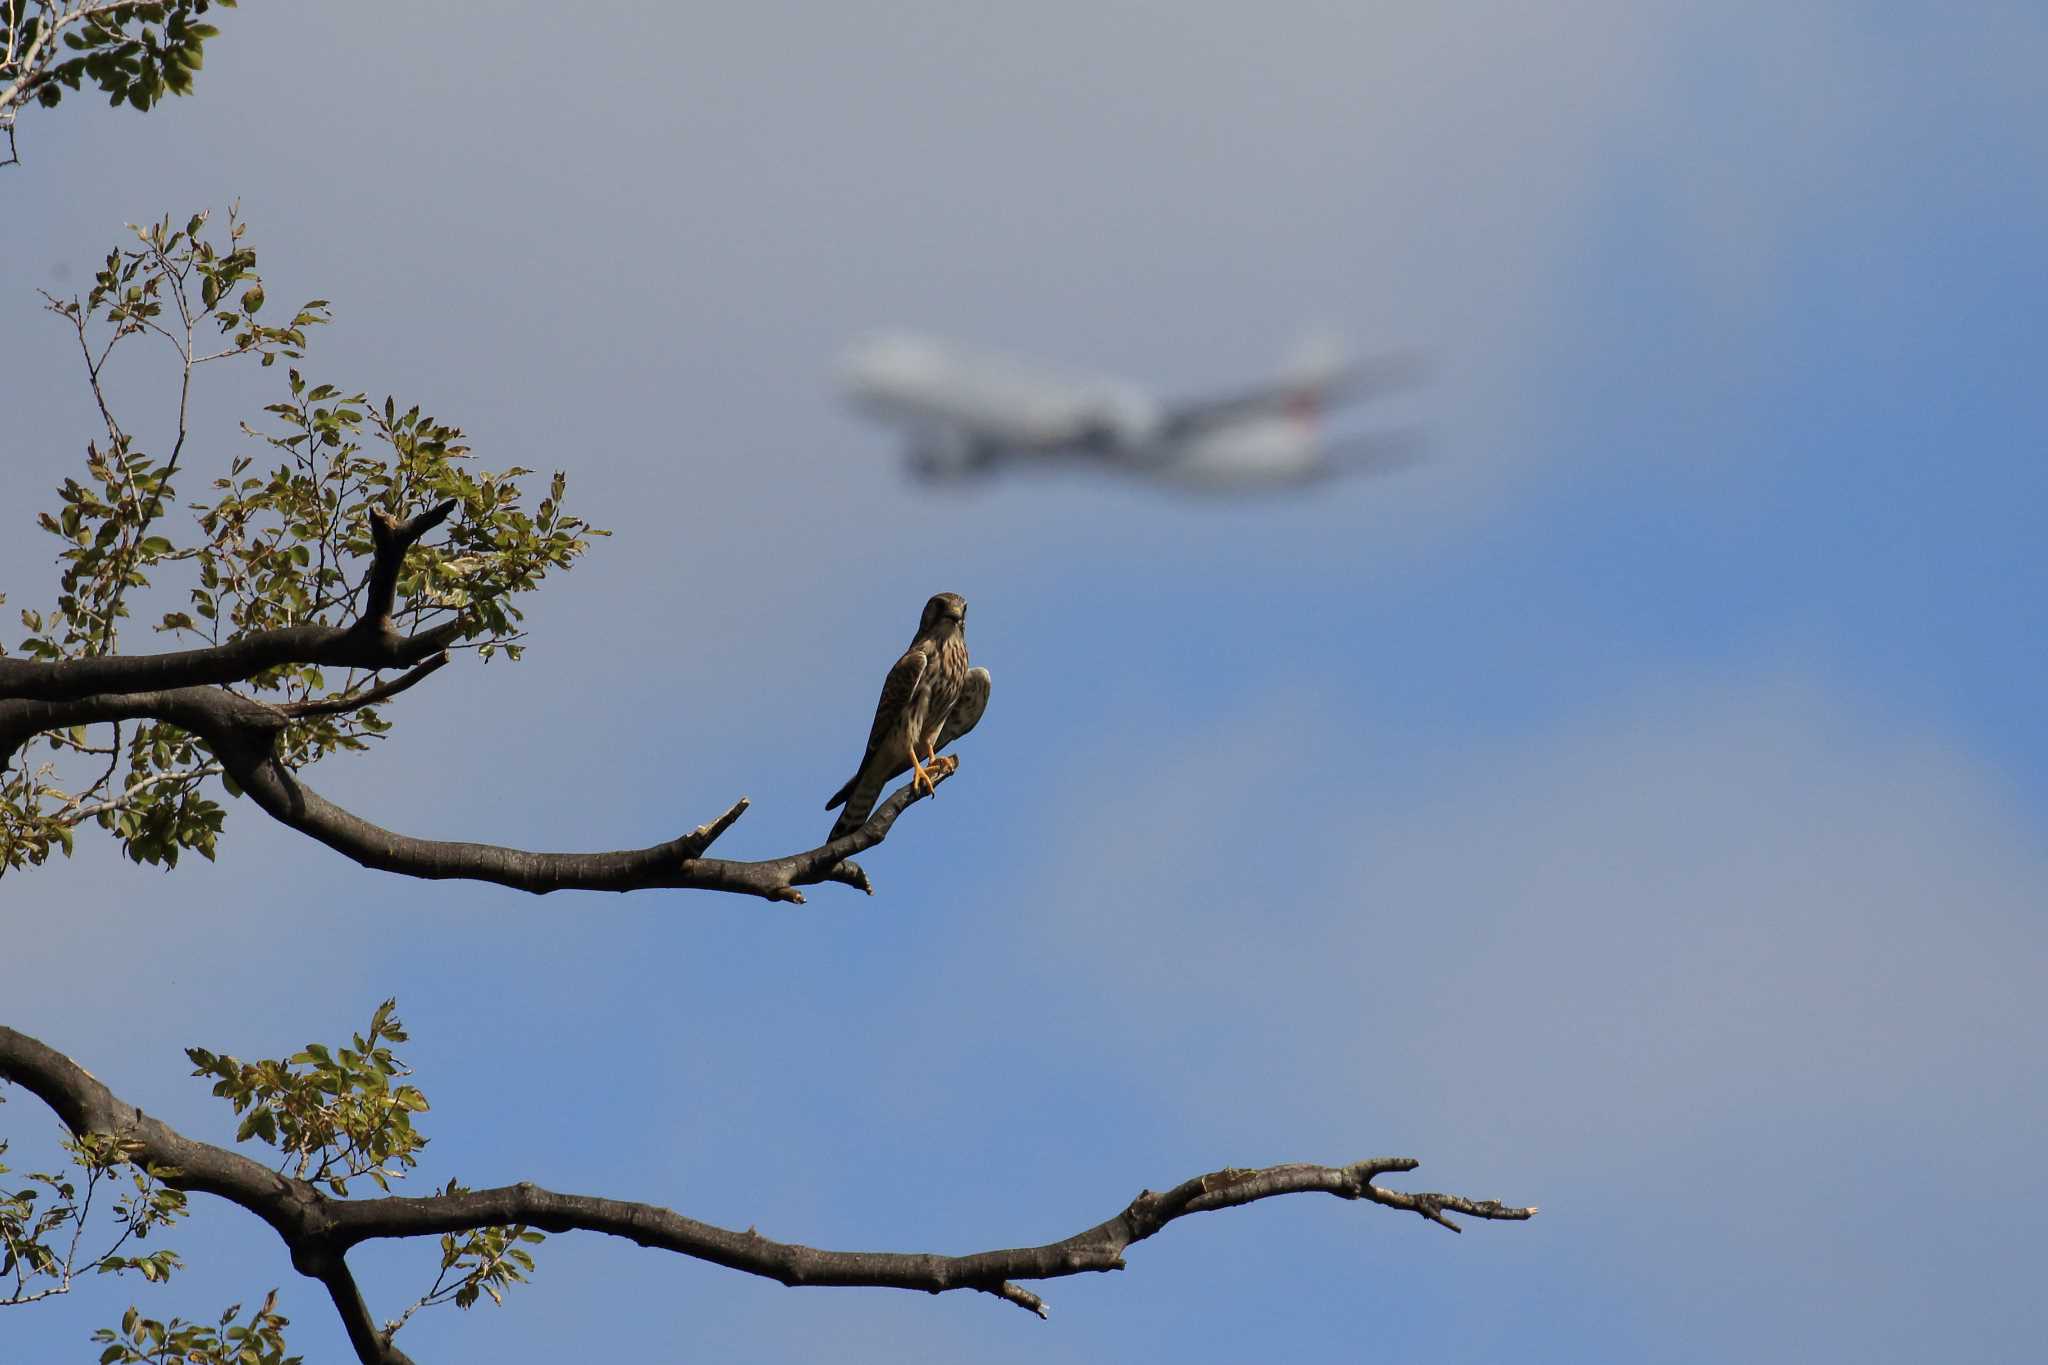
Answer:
937, 667, 991, 751
825, 646, 928, 810
855, 665, 991, 791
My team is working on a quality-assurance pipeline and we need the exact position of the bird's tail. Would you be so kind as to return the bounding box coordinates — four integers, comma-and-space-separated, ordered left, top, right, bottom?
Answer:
828, 773, 887, 842
824, 774, 856, 811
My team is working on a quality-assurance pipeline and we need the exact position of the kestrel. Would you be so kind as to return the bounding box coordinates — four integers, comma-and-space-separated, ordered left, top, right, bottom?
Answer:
826, 592, 990, 842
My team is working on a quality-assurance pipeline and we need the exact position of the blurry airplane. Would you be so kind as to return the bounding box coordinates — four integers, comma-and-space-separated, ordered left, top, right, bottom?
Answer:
839, 330, 1422, 490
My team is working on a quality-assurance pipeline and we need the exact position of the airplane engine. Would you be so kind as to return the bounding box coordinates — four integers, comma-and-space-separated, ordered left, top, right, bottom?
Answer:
1164, 412, 1322, 487
904, 428, 993, 481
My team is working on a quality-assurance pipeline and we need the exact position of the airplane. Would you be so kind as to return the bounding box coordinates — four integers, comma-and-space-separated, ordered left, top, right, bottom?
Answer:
838, 330, 1423, 490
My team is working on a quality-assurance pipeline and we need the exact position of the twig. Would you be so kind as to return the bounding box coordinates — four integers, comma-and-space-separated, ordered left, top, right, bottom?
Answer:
273, 655, 449, 720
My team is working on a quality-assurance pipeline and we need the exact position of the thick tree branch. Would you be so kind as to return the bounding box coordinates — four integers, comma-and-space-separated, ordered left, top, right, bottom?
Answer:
362, 501, 454, 623
308, 1258, 417, 1365
0, 1025, 314, 1247
0, 502, 463, 703
0, 679, 931, 901
0, 1022, 1535, 1362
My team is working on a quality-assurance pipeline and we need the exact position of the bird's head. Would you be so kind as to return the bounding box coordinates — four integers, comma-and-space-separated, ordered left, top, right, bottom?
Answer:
920, 592, 967, 634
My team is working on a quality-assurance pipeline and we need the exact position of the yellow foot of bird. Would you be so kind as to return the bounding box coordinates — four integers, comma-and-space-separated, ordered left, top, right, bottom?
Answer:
918, 750, 959, 791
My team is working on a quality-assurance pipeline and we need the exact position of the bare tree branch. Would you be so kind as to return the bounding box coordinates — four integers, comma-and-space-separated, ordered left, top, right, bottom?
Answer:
0, 677, 924, 901
0, 1022, 1535, 1361
312, 1158, 1535, 1322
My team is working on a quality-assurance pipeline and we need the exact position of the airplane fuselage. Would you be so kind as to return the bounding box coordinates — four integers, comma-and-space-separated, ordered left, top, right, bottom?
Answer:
840, 331, 1402, 490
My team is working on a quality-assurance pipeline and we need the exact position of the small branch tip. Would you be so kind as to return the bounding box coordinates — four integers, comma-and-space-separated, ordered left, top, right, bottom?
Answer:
988, 1282, 1048, 1317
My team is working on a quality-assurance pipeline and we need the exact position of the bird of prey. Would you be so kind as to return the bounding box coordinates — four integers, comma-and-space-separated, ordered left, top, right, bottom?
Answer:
826, 592, 990, 842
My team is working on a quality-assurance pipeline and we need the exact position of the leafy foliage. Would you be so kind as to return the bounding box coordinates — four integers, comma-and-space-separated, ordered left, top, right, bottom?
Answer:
0, 1129, 188, 1305
384, 1202, 545, 1332
432, 1219, 544, 1311
0, 209, 604, 871
92, 1290, 299, 1365
0, 2, 236, 170
5, 1002, 539, 1352
185, 1002, 543, 1344
186, 999, 430, 1197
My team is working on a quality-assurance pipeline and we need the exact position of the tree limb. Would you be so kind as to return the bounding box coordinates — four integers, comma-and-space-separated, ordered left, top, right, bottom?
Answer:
0, 1022, 1535, 1361
3, 493, 929, 898
307, 1257, 417, 1365
362, 501, 454, 625
313, 1158, 1535, 1321
0, 502, 463, 703
273, 653, 450, 721
1, 495, 934, 900
0, 678, 926, 901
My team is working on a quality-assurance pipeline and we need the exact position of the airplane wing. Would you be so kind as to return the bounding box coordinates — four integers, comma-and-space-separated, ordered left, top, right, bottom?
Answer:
1155, 350, 1425, 441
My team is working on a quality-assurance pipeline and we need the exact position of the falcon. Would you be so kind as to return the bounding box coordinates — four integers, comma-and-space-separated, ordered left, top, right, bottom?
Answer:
825, 592, 990, 842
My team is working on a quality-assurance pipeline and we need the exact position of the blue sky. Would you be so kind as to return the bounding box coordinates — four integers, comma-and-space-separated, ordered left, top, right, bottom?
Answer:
4, 3, 2045, 1361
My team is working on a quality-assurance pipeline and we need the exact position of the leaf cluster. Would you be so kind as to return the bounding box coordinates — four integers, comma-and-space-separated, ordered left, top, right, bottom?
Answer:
181, 1002, 545, 1341
391, 1201, 544, 1324
2, 1, 233, 117
433, 1219, 543, 1310
2, 210, 604, 872
92, 1290, 298, 1365
185, 1000, 429, 1198
0, 1130, 188, 1305
24, 211, 321, 669
218, 375, 598, 673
